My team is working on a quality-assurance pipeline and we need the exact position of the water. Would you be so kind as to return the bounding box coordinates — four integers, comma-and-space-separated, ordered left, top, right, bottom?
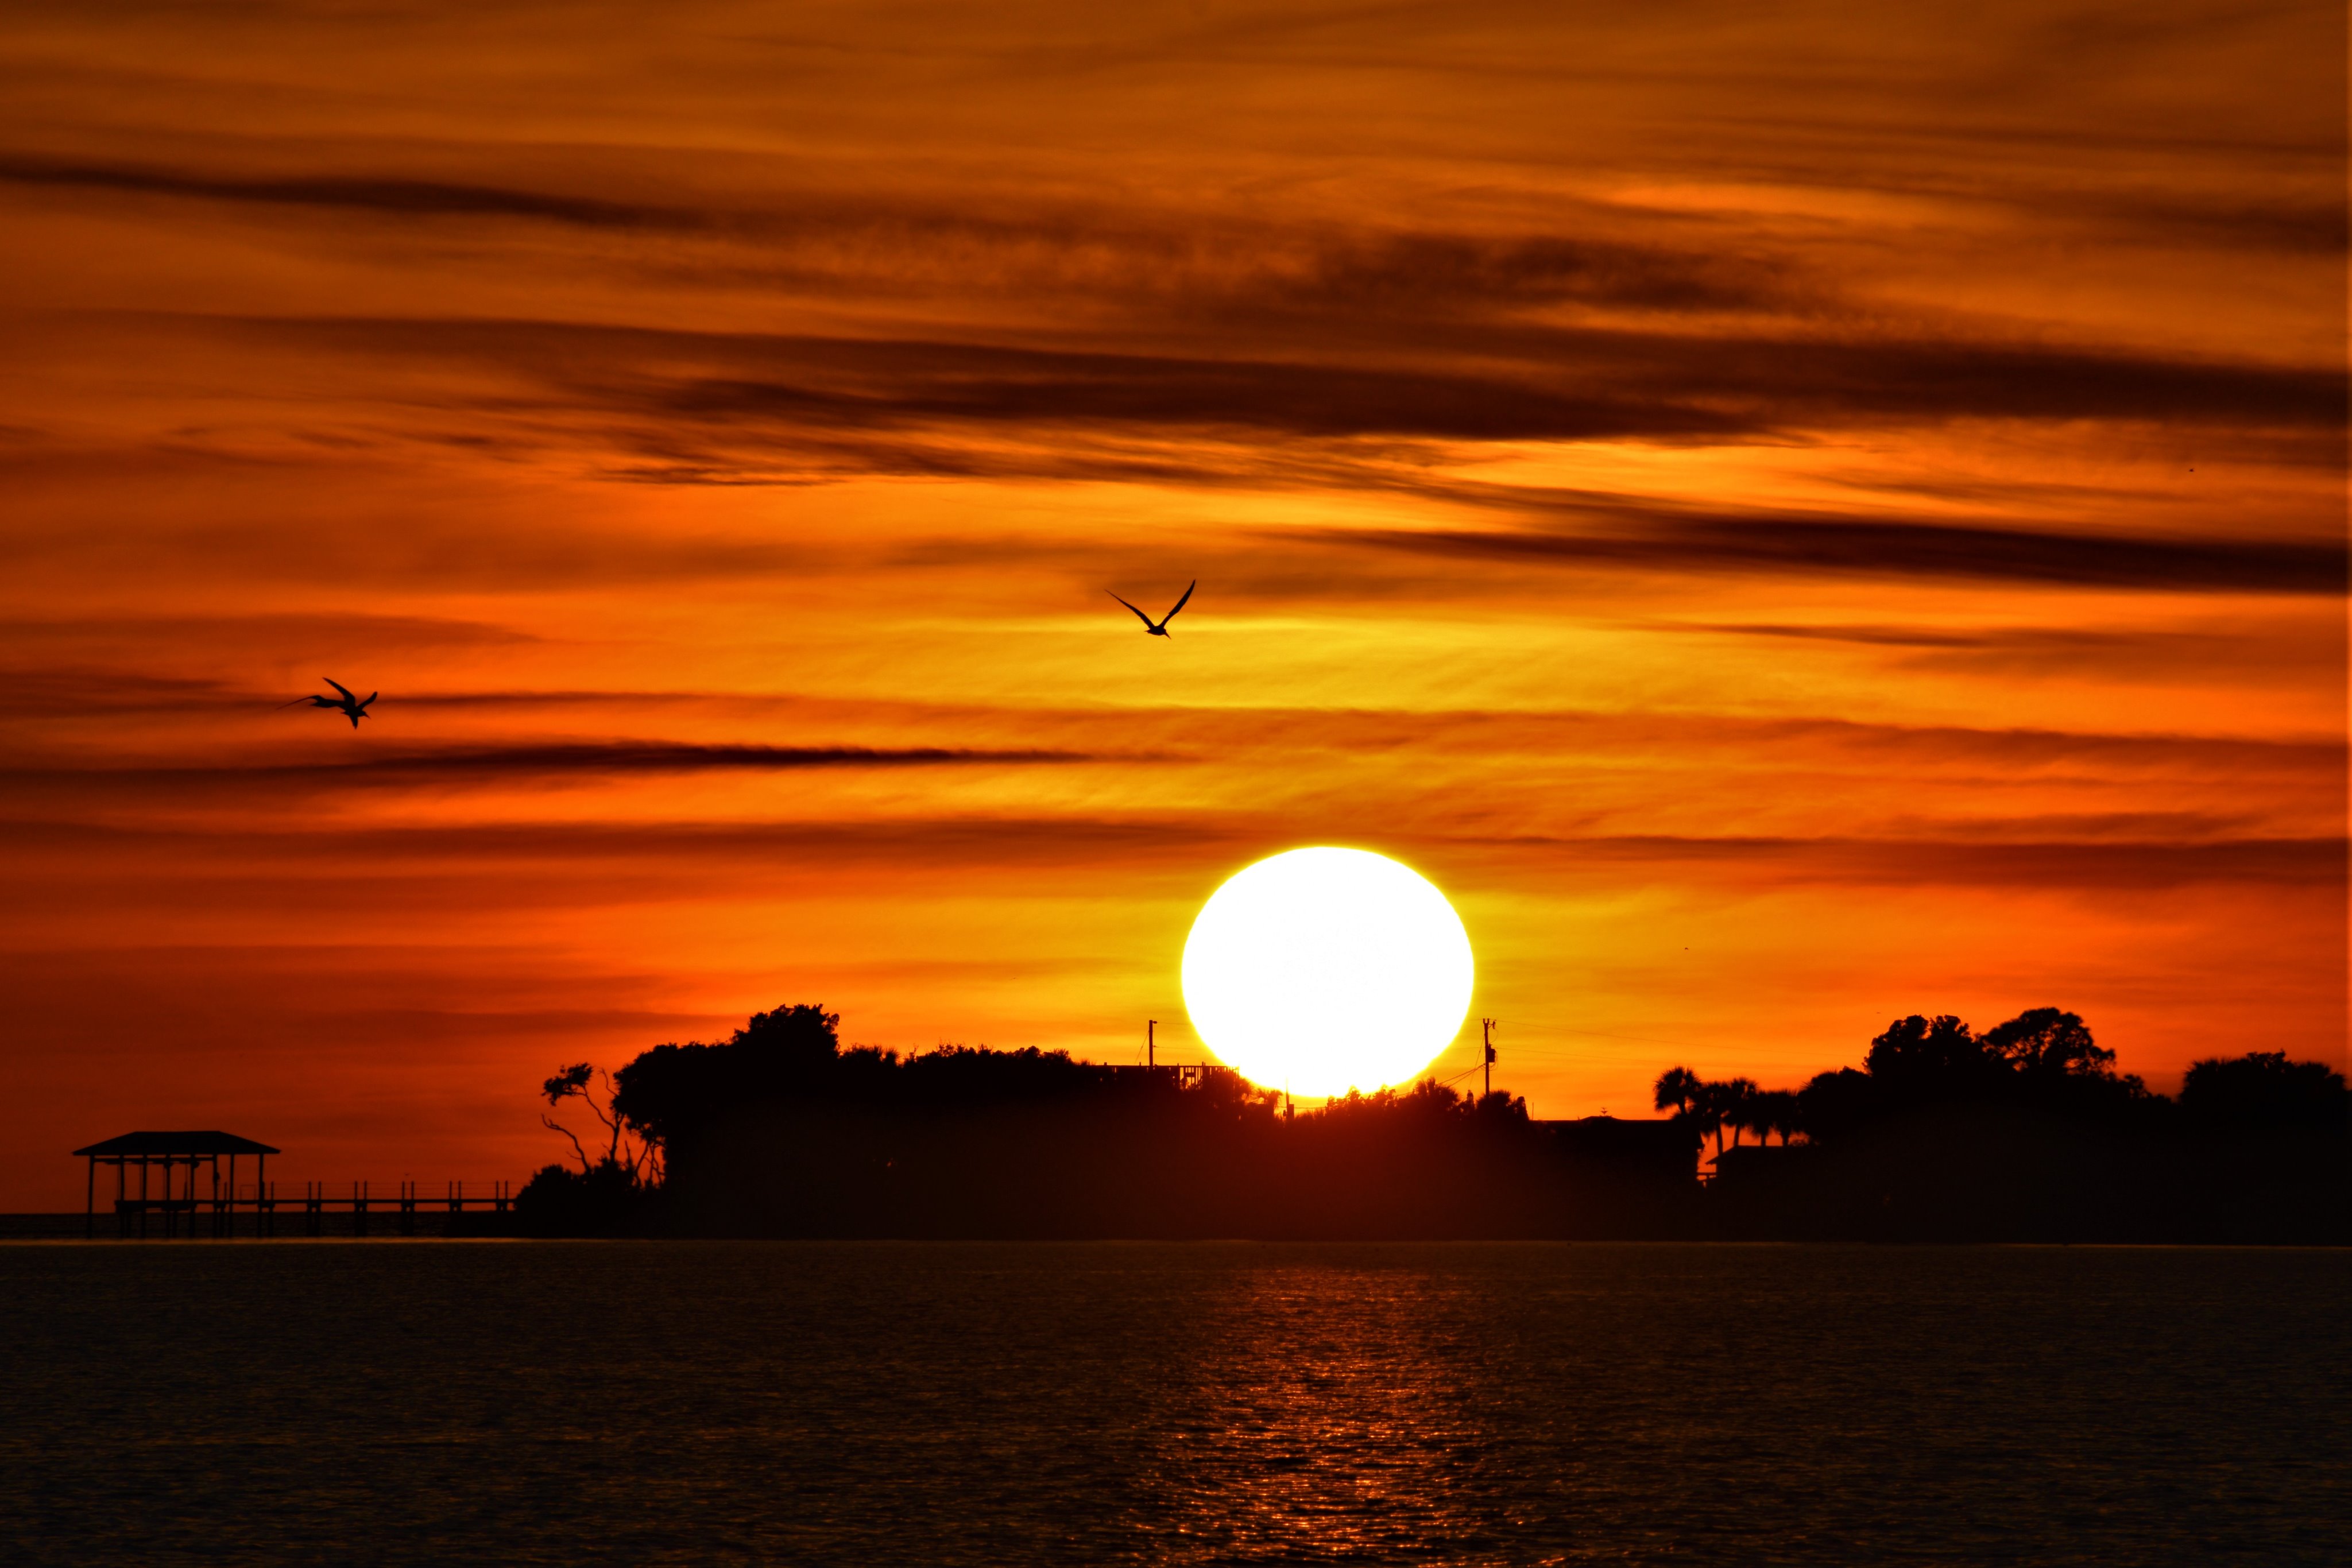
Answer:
1, 1242, 2344, 1564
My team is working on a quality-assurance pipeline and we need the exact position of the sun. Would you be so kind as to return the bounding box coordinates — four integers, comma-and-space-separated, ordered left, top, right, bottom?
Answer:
1181, 846, 1475, 1098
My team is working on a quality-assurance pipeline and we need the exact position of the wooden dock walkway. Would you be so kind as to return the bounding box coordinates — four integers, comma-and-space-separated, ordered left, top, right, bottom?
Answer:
107, 1180, 517, 1238
75, 1129, 519, 1238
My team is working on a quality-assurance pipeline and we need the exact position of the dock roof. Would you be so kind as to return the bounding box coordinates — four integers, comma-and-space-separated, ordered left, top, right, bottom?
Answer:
74, 1131, 281, 1157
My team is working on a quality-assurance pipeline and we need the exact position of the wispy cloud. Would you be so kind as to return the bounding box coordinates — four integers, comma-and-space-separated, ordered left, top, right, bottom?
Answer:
3, 156, 1793, 316
11, 815, 2339, 900
1314, 516, 2347, 593
1, 741, 1107, 793
1473, 832, 2349, 889
252, 315, 2346, 459
0, 155, 692, 230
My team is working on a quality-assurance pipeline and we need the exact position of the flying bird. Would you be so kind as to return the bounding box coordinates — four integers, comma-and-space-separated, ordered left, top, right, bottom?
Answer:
279, 677, 377, 727
1108, 580, 1196, 638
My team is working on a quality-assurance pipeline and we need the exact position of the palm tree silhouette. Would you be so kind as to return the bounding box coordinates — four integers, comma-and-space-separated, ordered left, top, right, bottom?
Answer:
1656, 1065, 1727, 1160
1717, 1077, 1761, 1151
1751, 1088, 1803, 1145
1654, 1065, 1701, 1118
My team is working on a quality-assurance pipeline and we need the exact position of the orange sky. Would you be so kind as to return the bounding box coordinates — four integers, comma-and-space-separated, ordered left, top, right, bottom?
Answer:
2, 2, 2343, 1208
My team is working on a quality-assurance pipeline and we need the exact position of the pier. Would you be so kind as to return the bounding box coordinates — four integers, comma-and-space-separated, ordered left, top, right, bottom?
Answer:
74, 1131, 513, 1238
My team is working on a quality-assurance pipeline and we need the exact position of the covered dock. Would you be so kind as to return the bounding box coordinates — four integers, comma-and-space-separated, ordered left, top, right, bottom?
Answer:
75, 1130, 279, 1238
71, 1132, 517, 1237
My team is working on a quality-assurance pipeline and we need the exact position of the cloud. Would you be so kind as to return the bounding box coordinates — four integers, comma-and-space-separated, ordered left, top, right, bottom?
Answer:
2, 816, 1260, 915
1313, 516, 2347, 593
13, 813, 2340, 897
1469, 832, 2348, 890
1167, 228, 1794, 319
0, 613, 536, 654
0, 741, 1108, 797
0, 618, 547, 717
0, 666, 246, 718
2058, 191, 2350, 257
225, 310, 2343, 483
1684, 622, 2111, 649
1662, 619, 2346, 682
2, 153, 1797, 319
0, 155, 691, 230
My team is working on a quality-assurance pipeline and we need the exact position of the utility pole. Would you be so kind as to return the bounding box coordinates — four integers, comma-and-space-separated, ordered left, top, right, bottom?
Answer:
1481, 1017, 1498, 1099
1147, 1019, 1155, 1068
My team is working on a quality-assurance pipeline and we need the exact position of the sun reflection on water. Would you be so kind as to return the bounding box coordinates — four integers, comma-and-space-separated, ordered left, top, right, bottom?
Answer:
1124, 1263, 1521, 1560
4, 1242, 2341, 1563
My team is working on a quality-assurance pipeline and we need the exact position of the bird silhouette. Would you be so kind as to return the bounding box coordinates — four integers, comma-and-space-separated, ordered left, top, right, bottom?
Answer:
278, 677, 377, 728
1108, 580, 1196, 638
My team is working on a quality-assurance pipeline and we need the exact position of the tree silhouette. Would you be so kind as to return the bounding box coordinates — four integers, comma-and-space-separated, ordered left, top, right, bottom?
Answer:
2181, 1051, 2349, 1135
509, 998, 2352, 1243
1750, 1088, 1803, 1145
1692, 1080, 1732, 1158
1716, 1077, 1761, 1149
1655, 1067, 1770, 1159
1796, 1066, 1870, 1143
733, 1002, 844, 1078
1863, 1013, 1993, 1093
1653, 1066, 1701, 1118
1655, 1065, 1723, 1157
1980, 1008, 2112, 1079
613, 1004, 844, 1156
541, 1063, 655, 1181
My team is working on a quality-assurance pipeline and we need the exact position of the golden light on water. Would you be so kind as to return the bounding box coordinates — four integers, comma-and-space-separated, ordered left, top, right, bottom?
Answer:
1181, 847, 1475, 1098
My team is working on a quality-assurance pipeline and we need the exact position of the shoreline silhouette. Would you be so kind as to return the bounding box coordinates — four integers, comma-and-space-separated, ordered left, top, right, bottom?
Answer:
503, 1004, 2347, 1245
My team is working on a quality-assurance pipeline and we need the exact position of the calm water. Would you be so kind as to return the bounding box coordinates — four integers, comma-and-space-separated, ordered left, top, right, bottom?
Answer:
1, 1242, 2344, 1564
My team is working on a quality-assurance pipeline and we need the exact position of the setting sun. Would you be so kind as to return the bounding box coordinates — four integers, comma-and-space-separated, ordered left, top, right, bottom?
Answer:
1182, 847, 1476, 1098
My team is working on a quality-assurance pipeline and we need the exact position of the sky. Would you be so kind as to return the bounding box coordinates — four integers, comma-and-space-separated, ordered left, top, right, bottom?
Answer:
1, 1, 2343, 1208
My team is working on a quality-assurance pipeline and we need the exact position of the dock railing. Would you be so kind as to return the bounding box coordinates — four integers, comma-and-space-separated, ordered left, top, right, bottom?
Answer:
106, 1178, 515, 1238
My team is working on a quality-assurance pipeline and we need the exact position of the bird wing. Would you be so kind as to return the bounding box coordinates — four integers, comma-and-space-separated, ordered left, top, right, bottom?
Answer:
361, 692, 378, 708
1106, 591, 1157, 629
1162, 580, 1197, 621
323, 677, 356, 702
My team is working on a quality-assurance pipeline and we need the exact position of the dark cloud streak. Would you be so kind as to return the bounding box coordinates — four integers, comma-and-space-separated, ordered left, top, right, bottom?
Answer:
11, 815, 2341, 893
0, 155, 685, 230
1476, 832, 2349, 890
1316, 517, 2347, 594
238, 316, 2348, 478
1, 741, 1104, 791
1, 154, 1788, 318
